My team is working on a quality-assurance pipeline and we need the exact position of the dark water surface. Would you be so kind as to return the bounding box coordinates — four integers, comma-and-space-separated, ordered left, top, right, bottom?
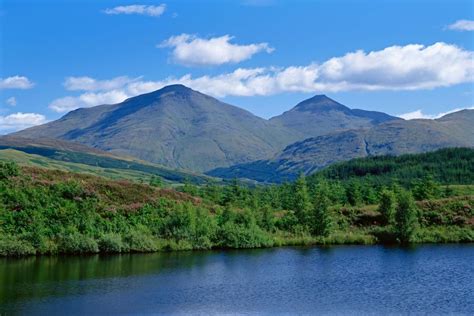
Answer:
1, 245, 473, 315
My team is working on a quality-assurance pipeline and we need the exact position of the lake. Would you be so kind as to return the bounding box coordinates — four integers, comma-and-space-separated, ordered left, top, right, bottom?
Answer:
1, 245, 473, 315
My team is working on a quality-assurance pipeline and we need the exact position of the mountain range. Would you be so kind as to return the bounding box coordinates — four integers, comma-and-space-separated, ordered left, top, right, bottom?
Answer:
11, 84, 474, 182
208, 110, 474, 182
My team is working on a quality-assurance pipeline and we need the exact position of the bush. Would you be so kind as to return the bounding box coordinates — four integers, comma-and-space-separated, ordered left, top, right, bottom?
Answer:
53, 181, 86, 200
98, 233, 127, 253
125, 228, 160, 252
58, 232, 99, 254
216, 222, 273, 248
0, 161, 20, 180
0, 235, 35, 256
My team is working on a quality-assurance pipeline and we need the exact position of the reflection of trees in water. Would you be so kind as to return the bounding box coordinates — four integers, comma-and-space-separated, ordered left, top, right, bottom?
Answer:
0, 251, 214, 305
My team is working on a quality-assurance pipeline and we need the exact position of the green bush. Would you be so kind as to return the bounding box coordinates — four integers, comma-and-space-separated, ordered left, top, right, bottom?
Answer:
125, 228, 160, 252
98, 233, 127, 253
0, 235, 35, 256
216, 222, 273, 248
0, 161, 20, 180
58, 232, 99, 254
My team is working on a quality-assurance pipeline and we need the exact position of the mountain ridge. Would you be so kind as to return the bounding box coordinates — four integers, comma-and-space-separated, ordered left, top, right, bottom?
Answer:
207, 109, 474, 182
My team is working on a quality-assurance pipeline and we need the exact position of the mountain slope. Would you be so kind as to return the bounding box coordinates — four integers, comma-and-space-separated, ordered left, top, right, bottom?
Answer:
0, 136, 210, 184
207, 110, 474, 182
270, 95, 398, 138
13, 85, 298, 171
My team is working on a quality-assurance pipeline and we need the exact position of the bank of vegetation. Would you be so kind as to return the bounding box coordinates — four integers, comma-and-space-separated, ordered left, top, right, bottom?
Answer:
0, 148, 473, 256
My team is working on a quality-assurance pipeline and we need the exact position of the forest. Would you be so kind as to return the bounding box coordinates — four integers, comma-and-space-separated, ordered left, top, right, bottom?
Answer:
0, 148, 473, 256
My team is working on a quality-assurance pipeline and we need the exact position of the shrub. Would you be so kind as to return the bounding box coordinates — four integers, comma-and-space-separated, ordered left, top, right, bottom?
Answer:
216, 222, 273, 248
0, 235, 35, 256
98, 233, 127, 253
125, 228, 160, 252
0, 161, 20, 180
58, 232, 99, 254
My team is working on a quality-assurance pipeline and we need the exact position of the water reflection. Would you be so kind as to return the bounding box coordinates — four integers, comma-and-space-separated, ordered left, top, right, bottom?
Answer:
1, 245, 473, 315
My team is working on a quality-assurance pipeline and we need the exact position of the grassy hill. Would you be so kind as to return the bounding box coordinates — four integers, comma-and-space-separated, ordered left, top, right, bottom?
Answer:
0, 136, 211, 184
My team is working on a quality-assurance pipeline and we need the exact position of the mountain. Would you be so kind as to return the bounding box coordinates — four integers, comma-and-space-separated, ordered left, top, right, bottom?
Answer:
207, 110, 474, 182
269, 95, 398, 138
13, 85, 298, 171
0, 135, 211, 184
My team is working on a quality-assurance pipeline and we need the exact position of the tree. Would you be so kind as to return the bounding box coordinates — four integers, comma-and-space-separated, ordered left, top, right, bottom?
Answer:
395, 190, 418, 243
345, 180, 362, 206
293, 174, 312, 225
257, 205, 275, 232
378, 189, 396, 225
310, 180, 332, 236
412, 174, 441, 200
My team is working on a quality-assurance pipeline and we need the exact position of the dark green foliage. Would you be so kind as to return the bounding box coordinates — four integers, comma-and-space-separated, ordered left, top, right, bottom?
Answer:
317, 148, 474, 186
378, 189, 396, 225
395, 191, 418, 243
293, 174, 312, 224
0, 161, 19, 179
412, 175, 441, 200
310, 181, 332, 236
0, 161, 472, 257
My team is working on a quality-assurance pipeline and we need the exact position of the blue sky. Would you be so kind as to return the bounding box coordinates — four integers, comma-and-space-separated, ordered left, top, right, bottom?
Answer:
1, 0, 473, 133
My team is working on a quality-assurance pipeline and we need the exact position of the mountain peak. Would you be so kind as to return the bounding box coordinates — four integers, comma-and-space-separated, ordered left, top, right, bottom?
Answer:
146, 84, 195, 97
293, 94, 349, 112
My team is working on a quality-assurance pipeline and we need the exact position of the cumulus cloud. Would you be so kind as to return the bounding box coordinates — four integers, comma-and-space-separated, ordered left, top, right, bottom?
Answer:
0, 112, 47, 133
0, 76, 34, 89
159, 34, 274, 66
104, 4, 166, 17
6, 97, 17, 106
398, 106, 474, 120
64, 76, 138, 91
49, 42, 474, 112
447, 19, 474, 31
49, 90, 129, 113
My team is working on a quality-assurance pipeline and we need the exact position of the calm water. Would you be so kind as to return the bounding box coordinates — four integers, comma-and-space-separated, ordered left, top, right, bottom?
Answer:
1, 245, 473, 315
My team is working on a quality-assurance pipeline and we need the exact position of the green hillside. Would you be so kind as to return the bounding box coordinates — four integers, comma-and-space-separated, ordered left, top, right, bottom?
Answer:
0, 136, 211, 184
314, 147, 474, 186
1, 159, 473, 257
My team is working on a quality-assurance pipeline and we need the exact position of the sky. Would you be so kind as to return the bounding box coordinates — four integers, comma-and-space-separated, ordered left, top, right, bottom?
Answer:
1, 0, 473, 133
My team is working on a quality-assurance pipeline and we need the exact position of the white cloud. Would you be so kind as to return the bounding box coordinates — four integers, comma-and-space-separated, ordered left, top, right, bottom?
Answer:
159, 34, 274, 66
104, 4, 166, 17
447, 19, 474, 31
64, 76, 138, 91
49, 90, 129, 113
49, 42, 474, 112
0, 112, 47, 133
6, 97, 17, 106
0, 76, 34, 89
398, 106, 474, 120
